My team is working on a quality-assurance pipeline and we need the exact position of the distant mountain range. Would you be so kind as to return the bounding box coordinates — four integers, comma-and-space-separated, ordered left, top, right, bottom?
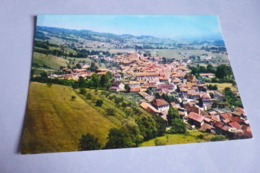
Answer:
36, 26, 225, 48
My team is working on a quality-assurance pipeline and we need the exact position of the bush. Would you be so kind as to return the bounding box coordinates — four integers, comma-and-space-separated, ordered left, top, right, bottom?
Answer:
86, 93, 92, 99
71, 95, 76, 101
106, 108, 116, 116
95, 99, 103, 107
79, 133, 101, 151
79, 88, 86, 95
211, 135, 226, 141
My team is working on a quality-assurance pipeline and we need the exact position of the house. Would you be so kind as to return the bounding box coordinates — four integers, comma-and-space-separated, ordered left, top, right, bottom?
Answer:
187, 74, 198, 83
199, 73, 216, 79
128, 81, 140, 88
135, 72, 159, 82
241, 126, 253, 138
138, 92, 154, 102
188, 112, 204, 127
109, 81, 125, 92
220, 113, 233, 124
199, 123, 214, 133
232, 107, 247, 118
184, 102, 201, 114
152, 99, 169, 113
211, 114, 221, 123
140, 102, 159, 115
214, 122, 230, 135
200, 93, 213, 110
187, 89, 200, 100
64, 73, 78, 80
213, 91, 224, 101
172, 77, 182, 84
114, 73, 122, 81
228, 121, 241, 130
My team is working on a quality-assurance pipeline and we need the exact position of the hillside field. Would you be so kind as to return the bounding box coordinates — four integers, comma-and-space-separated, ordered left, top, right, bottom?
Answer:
21, 82, 118, 154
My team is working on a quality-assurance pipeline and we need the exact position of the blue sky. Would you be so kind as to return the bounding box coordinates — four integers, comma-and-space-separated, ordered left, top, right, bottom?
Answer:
37, 15, 223, 40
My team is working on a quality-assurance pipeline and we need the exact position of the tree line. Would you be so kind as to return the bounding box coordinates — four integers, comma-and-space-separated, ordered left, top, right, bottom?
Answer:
34, 40, 111, 58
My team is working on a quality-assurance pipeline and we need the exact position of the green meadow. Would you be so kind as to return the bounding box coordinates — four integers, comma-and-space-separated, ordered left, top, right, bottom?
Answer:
21, 82, 118, 154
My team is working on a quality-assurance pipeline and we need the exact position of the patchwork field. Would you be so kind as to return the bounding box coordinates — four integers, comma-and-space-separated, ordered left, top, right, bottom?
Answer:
21, 82, 118, 154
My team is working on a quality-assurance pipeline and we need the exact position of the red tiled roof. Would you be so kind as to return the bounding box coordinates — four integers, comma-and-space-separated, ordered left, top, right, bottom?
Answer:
204, 117, 212, 123
187, 90, 200, 96
236, 107, 246, 116
214, 122, 224, 129
136, 73, 159, 77
199, 123, 213, 132
211, 115, 221, 122
220, 113, 232, 121
241, 126, 252, 138
229, 121, 241, 129
188, 112, 204, 123
232, 117, 245, 124
130, 88, 140, 92
153, 99, 169, 107
221, 125, 230, 132
172, 77, 182, 83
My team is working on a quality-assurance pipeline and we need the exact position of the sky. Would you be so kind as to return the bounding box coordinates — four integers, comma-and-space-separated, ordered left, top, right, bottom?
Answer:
37, 15, 224, 40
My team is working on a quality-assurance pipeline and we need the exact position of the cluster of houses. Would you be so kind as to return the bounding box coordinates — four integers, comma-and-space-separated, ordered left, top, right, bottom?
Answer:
107, 53, 252, 139
49, 52, 252, 139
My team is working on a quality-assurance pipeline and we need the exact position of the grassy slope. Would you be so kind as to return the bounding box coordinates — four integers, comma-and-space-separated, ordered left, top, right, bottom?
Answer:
32, 52, 68, 70
141, 130, 216, 147
22, 82, 117, 154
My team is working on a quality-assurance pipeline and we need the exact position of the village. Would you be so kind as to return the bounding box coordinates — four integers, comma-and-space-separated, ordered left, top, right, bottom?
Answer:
47, 52, 252, 140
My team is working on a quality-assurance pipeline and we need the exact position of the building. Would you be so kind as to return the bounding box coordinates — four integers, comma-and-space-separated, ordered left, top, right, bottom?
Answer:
152, 99, 169, 113
188, 112, 204, 127
109, 81, 125, 92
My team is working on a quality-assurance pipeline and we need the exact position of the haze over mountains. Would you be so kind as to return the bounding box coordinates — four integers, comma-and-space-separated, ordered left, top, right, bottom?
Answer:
36, 26, 225, 49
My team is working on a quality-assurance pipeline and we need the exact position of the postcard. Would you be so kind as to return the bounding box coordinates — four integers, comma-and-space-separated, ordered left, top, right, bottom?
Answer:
21, 15, 252, 154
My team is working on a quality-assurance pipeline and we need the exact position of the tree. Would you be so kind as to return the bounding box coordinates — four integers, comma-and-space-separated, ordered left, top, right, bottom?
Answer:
30, 69, 35, 80
100, 72, 113, 88
105, 128, 136, 149
91, 73, 100, 88
72, 82, 79, 90
76, 63, 82, 69
207, 64, 215, 73
114, 96, 123, 105
170, 118, 186, 134
136, 115, 158, 141
78, 76, 85, 88
155, 92, 161, 99
121, 119, 144, 146
79, 133, 101, 150
95, 99, 103, 107
79, 88, 86, 95
40, 72, 48, 82
86, 93, 92, 99
153, 115, 167, 136
162, 57, 167, 64
71, 95, 76, 101
167, 108, 180, 125
216, 64, 232, 79
89, 62, 98, 72
106, 108, 115, 116
124, 84, 130, 92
